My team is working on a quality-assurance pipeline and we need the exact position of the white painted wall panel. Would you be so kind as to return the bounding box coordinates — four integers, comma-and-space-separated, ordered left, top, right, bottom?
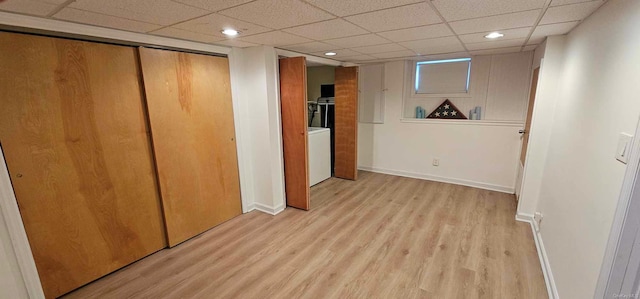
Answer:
485, 52, 533, 121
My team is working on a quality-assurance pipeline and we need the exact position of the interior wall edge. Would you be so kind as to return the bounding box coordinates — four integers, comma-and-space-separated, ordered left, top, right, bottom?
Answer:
358, 166, 515, 194
0, 11, 231, 56
515, 213, 559, 299
0, 149, 44, 299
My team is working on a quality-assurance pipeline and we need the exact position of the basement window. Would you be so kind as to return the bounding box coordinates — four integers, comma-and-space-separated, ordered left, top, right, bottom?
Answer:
414, 58, 471, 96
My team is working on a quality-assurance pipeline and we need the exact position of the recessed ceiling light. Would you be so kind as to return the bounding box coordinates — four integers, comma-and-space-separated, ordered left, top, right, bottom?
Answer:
221, 29, 240, 36
484, 32, 504, 39
325, 52, 337, 56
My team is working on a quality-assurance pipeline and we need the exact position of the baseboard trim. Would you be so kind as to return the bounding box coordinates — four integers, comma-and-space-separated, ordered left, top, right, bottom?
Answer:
358, 166, 515, 194
515, 213, 559, 299
253, 202, 285, 215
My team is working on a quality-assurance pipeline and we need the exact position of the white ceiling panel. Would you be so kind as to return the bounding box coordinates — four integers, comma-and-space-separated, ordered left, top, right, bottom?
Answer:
0, 0, 62, 16
400, 36, 465, 55
523, 45, 538, 51
311, 49, 362, 58
172, 0, 254, 12
351, 43, 406, 54
218, 0, 334, 29
151, 27, 224, 43
213, 39, 258, 48
449, 10, 541, 35
540, 1, 603, 24
432, 0, 546, 21
325, 34, 390, 48
345, 3, 442, 32
237, 31, 312, 46
69, 0, 209, 26
370, 50, 417, 59
339, 54, 378, 61
173, 13, 271, 38
465, 38, 526, 50
283, 19, 368, 40
304, 0, 423, 17
469, 46, 522, 56
54, 8, 162, 32
376, 24, 453, 42
284, 41, 337, 53
530, 21, 579, 39
551, 0, 604, 7
527, 36, 546, 45
458, 27, 532, 44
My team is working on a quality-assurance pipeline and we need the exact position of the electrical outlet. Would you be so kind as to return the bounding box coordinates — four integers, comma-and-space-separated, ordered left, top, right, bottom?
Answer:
534, 212, 543, 231
433, 159, 439, 166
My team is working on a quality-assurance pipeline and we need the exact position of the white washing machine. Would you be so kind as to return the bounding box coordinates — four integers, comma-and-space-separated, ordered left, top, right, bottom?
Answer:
308, 127, 331, 186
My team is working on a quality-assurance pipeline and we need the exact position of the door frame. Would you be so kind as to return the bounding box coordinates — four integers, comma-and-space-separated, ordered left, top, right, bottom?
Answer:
596, 116, 640, 298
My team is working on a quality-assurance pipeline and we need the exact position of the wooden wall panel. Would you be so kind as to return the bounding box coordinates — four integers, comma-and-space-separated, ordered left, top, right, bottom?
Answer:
334, 67, 359, 180
138, 47, 242, 246
0, 32, 166, 298
279, 57, 310, 210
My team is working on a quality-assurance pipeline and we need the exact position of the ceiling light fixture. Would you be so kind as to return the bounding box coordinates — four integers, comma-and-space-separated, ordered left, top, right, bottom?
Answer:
221, 29, 240, 36
325, 52, 337, 56
484, 32, 504, 39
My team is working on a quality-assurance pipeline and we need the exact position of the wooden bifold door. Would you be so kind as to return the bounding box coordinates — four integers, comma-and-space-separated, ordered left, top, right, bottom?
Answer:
0, 32, 241, 298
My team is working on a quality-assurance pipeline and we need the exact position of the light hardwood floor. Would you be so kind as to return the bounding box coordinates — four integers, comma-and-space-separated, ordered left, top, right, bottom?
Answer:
63, 171, 547, 299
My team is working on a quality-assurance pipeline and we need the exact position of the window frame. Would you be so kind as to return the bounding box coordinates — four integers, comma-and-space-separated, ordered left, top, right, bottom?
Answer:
411, 58, 472, 98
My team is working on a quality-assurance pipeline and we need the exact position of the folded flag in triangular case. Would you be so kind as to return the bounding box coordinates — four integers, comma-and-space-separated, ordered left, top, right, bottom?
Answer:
427, 99, 467, 119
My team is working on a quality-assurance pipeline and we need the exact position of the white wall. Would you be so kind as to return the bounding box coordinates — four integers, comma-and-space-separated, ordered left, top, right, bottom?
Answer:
519, 0, 640, 297
0, 209, 29, 299
404, 52, 532, 121
358, 60, 524, 193
229, 46, 286, 215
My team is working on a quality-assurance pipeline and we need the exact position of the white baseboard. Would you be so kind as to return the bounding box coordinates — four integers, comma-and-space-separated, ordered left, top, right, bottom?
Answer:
516, 213, 559, 299
358, 166, 515, 194
253, 202, 285, 215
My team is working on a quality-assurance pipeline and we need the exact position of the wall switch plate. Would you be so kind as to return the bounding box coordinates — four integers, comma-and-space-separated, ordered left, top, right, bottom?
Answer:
432, 159, 439, 166
616, 133, 633, 164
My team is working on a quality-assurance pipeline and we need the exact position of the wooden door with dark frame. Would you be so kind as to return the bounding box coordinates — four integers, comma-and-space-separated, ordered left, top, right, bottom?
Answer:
335, 66, 359, 181
279, 57, 310, 210
520, 67, 540, 165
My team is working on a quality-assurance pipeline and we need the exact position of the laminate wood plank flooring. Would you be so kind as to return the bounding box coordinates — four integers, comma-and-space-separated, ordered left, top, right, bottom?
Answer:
63, 171, 547, 299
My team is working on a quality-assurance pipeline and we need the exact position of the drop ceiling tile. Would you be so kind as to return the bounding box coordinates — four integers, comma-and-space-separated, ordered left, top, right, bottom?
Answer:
341, 54, 377, 62
465, 38, 526, 50
325, 34, 390, 48
400, 36, 465, 55
69, 0, 209, 26
304, 0, 423, 17
527, 36, 546, 45
312, 49, 362, 58
530, 21, 579, 39
54, 8, 162, 32
432, 0, 546, 22
449, 10, 540, 35
218, 0, 334, 29
458, 27, 532, 44
283, 19, 368, 40
350, 43, 406, 54
172, 0, 254, 12
0, 0, 61, 16
150, 27, 225, 43
523, 45, 538, 51
377, 24, 453, 42
540, 1, 603, 24
470, 47, 522, 56
237, 31, 312, 46
345, 3, 442, 32
213, 39, 257, 48
284, 42, 337, 53
551, 0, 604, 6
370, 50, 417, 59
173, 13, 271, 38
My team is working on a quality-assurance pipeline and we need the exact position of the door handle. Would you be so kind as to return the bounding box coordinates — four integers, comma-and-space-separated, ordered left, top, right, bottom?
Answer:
519, 130, 527, 134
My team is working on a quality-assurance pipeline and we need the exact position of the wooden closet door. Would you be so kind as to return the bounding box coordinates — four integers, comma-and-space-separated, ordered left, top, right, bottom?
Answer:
279, 57, 310, 210
335, 66, 359, 180
138, 47, 242, 246
0, 32, 166, 298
